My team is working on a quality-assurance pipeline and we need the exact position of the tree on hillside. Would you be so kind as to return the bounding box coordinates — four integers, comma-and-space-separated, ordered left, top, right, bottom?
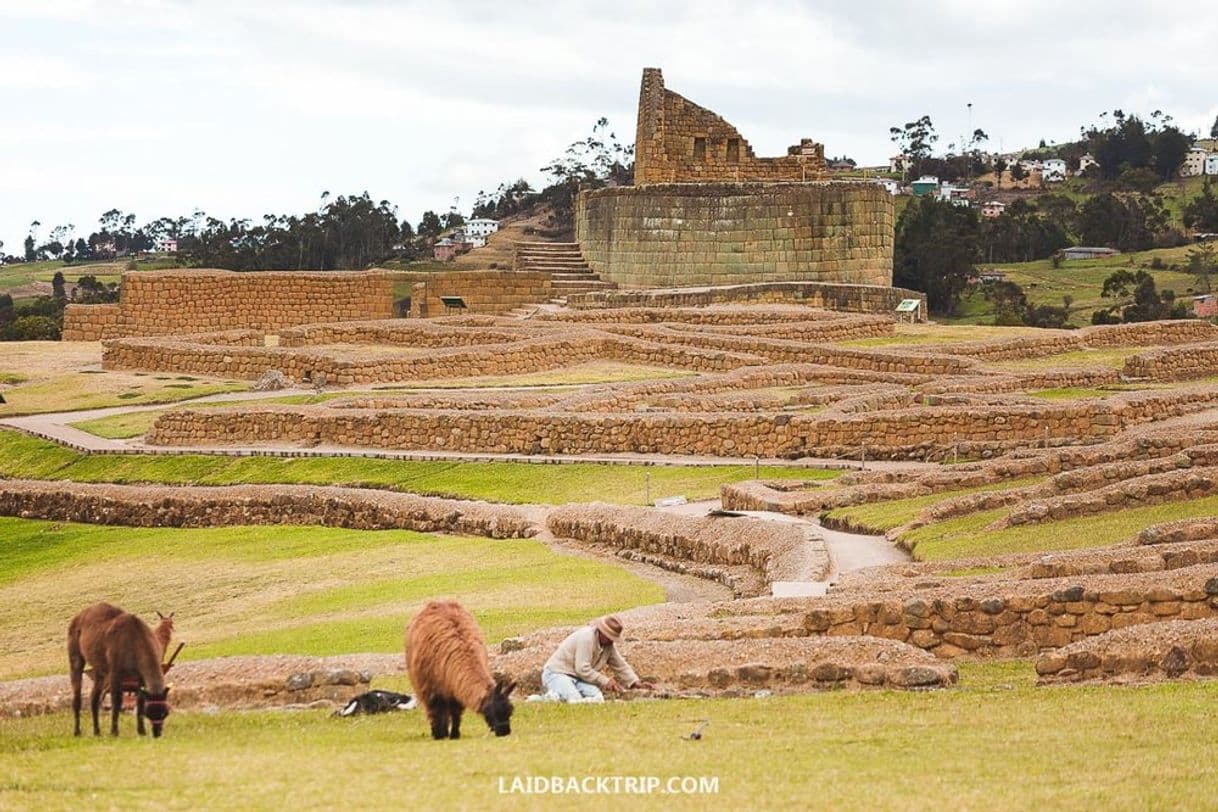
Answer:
417, 211, 443, 239
1036, 194, 1078, 235
1092, 269, 1187, 323
1212, 113, 1218, 139
1076, 193, 1168, 251
51, 272, 66, 300
1183, 178, 1218, 232
1187, 243, 1217, 294
24, 221, 40, 261
984, 280, 1028, 326
73, 274, 119, 303
1010, 162, 1027, 182
1083, 110, 1192, 181
980, 206, 1070, 263
539, 117, 634, 228
893, 196, 980, 315
889, 116, 938, 180
1152, 125, 1192, 181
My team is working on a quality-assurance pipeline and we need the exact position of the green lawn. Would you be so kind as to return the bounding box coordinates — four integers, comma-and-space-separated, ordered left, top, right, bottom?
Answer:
902, 494, 1218, 561
991, 346, 1149, 371
0, 429, 837, 505
954, 243, 1206, 327
0, 370, 247, 417
0, 517, 663, 679
0, 257, 181, 296
1027, 384, 1164, 400
823, 476, 1046, 533
69, 394, 334, 439
2, 662, 1216, 810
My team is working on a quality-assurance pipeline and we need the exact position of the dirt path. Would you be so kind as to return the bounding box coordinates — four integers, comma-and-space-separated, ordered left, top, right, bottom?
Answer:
655, 500, 909, 596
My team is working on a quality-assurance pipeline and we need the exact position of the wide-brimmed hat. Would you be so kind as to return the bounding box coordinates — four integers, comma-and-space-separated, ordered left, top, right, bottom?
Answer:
595, 615, 623, 643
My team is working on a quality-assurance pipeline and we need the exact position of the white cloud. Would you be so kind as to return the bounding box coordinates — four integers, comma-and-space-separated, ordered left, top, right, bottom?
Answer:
2, 0, 1217, 251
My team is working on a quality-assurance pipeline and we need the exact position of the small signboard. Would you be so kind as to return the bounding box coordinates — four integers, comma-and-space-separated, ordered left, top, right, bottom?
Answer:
895, 298, 922, 323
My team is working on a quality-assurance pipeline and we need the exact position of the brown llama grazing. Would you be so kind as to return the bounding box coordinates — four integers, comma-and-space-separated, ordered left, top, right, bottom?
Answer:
406, 600, 516, 739
68, 602, 172, 738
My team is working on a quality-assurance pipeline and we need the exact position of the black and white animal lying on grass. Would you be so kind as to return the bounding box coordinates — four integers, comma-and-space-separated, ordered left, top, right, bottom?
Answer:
334, 690, 417, 717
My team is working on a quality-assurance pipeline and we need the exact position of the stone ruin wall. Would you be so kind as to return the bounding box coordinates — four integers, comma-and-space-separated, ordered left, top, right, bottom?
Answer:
796, 566, 1218, 659
143, 388, 1218, 460
567, 280, 922, 318
62, 270, 395, 341
575, 183, 895, 290
62, 268, 553, 341
0, 480, 536, 539
394, 270, 552, 317
634, 67, 827, 184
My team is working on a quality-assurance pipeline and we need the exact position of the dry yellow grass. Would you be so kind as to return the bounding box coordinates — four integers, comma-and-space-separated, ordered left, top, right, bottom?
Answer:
841, 322, 1051, 347
387, 360, 695, 389
0, 518, 661, 680
0, 341, 246, 416
990, 346, 1150, 371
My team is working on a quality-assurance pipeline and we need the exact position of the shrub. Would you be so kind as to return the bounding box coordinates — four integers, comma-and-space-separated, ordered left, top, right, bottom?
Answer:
2, 315, 61, 341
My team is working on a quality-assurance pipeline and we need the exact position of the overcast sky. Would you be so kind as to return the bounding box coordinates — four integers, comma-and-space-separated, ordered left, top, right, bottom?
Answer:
2, 0, 1216, 252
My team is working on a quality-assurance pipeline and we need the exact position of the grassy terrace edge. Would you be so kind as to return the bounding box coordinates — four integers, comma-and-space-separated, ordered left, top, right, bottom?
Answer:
0, 429, 838, 506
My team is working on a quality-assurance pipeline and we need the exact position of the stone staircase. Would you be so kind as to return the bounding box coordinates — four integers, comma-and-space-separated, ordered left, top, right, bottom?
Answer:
513, 242, 616, 303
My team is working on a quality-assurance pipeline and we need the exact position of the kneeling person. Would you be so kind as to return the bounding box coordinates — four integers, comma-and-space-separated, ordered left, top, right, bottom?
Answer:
541, 615, 653, 702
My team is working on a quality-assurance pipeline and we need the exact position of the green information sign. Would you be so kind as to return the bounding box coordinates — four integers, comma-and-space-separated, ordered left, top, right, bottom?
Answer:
895, 299, 921, 312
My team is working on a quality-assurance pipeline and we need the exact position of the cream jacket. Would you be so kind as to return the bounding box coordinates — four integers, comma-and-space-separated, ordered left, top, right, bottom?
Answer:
542, 626, 640, 688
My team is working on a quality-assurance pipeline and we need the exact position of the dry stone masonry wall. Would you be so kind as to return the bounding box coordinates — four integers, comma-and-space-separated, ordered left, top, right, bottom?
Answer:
633, 67, 827, 184
567, 281, 923, 318
63, 270, 395, 340
575, 183, 894, 289
0, 480, 537, 539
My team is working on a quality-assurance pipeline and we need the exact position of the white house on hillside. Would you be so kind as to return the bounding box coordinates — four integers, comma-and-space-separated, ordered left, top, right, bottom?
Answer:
463, 217, 500, 248
938, 181, 971, 207
981, 201, 1006, 218
1078, 153, 1098, 175
1041, 158, 1066, 182
1206, 154, 1218, 176
1182, 147, 1208, 177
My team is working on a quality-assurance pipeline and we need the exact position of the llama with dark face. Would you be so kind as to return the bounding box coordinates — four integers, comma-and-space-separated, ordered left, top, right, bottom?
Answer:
406, 600, 515, 740
68, 602, 172, 738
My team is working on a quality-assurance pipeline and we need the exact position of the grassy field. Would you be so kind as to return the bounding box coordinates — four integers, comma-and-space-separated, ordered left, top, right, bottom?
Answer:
954, 244, 1206, 327
823, 476, 1046, 533
0, 373, 245, 417
0, 257, 180, 298
1027, 384, 1165, 400
69, 394, 333, 439
0, 516, 663, 679
0, 342, 246, 416
840, 322, 1047, 347
991, 345, 1150, 371
903, 494, 1218, 560
385, 361, 697, 389
0, 429, 837, 505
2, 662, 1216, 810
